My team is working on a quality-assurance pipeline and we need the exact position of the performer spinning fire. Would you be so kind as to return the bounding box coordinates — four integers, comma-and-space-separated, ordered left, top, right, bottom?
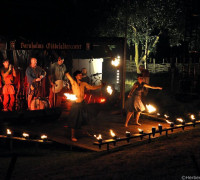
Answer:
125, 74, 162, 127
26, 58, 46, 110
1, 59, 16, 111
66, 70, 103, 142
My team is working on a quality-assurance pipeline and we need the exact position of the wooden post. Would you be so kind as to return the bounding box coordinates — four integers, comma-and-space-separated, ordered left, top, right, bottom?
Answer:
5, 154, 18, 180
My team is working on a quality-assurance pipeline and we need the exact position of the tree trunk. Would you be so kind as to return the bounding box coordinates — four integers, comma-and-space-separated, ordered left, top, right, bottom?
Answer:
135, 42, 140, 73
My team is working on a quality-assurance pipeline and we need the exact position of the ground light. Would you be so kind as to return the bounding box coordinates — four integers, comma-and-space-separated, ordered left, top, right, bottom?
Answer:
93, 119, 200, 151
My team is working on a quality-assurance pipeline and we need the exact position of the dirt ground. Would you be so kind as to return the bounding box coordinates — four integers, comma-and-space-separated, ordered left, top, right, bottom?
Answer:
1, 73, 200, 180
0, 126, 200, 180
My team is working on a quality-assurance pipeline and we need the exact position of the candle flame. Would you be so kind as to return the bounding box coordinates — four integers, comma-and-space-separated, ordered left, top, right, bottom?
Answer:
164, 114, 169, 118
146, 104, 156, 113
157, 113, 160, 116
94, 134, 102, 140
138, 128, 143, 132
100, 98, 106, 103
190, 114, 195, 120
41, 135, 47, 139
23, 132, 29, 138
176, 118, 184, 123
110, 129, 116, 137
158, 124, 162, 126
106, 86, 113, 95
166, 120, 173, 124
7, 129, 12, 135
64, 93, 77, 101
126, 131, 130, 134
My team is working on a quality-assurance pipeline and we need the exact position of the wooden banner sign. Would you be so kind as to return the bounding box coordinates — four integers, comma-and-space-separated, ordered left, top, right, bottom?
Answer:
8, 41, 91, 50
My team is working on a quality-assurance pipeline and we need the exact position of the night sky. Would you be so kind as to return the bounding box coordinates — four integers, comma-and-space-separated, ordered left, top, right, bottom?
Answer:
1, 0, 110, 40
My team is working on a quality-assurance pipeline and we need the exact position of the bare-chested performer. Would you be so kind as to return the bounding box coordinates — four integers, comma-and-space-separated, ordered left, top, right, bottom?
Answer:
66, 70, 103, 142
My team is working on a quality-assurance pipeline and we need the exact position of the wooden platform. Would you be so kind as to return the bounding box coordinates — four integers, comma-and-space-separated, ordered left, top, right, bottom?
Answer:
0, 108, 198, 152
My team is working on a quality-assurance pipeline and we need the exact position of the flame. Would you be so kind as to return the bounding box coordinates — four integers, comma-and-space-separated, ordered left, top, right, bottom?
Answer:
158, 124, 162, 126
157, 113, 160, 116
94, 134, 102, 140
23, 132, 29, 138
110, 129, 116, 137
100, 98, 106, 103
111, 57, 120, 67
190, 114, 195, 120
7, 129, 12, 135
164, 114, 169, 118
126, 131, 130, 134
166, 120, 173, 124
107, 86, 113, 95
41, 135, 47, 140
146, 104, 156, 113
176, 118, 184, 123
64, 93, 77, 101
138, 128, 143, 132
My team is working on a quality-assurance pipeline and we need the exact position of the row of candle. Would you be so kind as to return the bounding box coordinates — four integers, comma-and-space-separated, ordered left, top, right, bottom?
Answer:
94, 117, 197, 143
1, 129, 48, 141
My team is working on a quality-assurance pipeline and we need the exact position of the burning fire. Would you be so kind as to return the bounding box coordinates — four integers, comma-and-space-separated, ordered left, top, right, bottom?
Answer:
106, 86, 113, 95
190, 114, 195, 120
23, 132, 29, 138
64, 93, 77, 101
146, 104, 156, 113
94, 134, 102, 140
7, 129, 12, 135
157, 113, 160, 116
138, 128, 143, 132
166, 120, 173, 124
110, 129, 116, 137
111, 56, 120, 67
99, 98, 106, 103
176, 118, 184, 123
41, 135, 47, 140
164, 114, 169, 119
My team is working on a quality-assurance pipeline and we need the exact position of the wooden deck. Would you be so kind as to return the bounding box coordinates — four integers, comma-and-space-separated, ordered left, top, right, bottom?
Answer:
0, 108, 198, 152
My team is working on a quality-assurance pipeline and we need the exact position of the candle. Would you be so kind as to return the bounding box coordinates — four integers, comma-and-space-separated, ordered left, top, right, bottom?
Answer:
94, 134, 103, 143
23, 132, 29, 139
170, 122, 174, 128
158, 124, 162, 131
126, 131, 131, 137
176, 118, 185, 125
152, 127, 156, 137
110, 129, 117, 139
6, 129, 12, 137
138, 128, 143, 134
41, 135, 48, 141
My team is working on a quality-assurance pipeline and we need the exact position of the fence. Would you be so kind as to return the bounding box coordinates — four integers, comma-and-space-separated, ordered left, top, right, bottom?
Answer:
126, 60, 200, 75
126, 60, 170, 73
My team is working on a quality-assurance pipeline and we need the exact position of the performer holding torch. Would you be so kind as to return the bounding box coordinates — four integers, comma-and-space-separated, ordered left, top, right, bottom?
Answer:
66, 70, 104, 142
125, 74, 162, 127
